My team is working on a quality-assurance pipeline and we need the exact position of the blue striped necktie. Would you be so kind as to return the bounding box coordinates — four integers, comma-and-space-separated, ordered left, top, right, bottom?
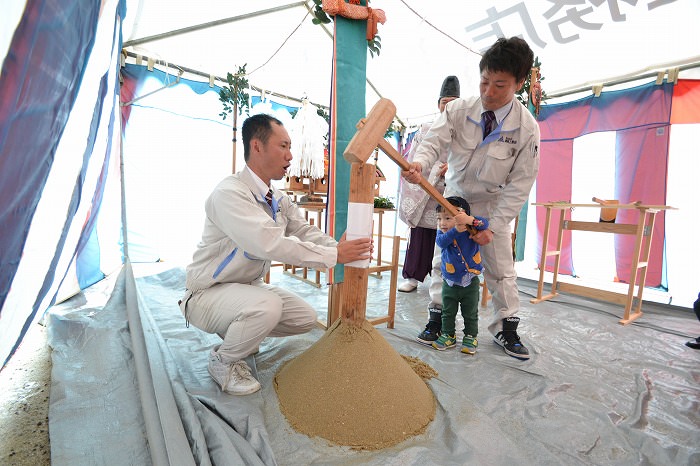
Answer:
482, 111, 496, 138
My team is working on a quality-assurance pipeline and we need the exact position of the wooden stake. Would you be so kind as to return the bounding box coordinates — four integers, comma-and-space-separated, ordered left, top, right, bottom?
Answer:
341, 162, 375, 325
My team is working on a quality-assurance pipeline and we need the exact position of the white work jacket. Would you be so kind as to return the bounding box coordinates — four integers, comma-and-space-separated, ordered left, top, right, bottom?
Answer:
185, 168, 337, 291
412, 96, 540, 233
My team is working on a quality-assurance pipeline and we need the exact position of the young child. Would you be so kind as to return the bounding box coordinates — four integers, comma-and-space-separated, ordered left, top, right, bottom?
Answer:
432, 196, 489, 354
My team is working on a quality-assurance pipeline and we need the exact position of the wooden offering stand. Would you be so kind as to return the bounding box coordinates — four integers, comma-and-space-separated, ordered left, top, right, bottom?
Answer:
531, 199, 675, 324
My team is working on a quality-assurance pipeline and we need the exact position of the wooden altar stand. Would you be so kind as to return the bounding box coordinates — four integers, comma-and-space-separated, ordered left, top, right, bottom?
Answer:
321, 233, 401, 330
280, 203, 399, 289
530, 201, 675, 325
369, 207, 395, 279
266, 199, 401, 330
282, 202, 326, 287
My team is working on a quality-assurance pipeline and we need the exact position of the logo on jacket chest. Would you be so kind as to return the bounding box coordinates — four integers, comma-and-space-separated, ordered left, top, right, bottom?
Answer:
498, 135, 517, 144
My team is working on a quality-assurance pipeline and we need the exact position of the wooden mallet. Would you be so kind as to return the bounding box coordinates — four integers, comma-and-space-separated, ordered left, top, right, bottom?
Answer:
344, 98, 458, 216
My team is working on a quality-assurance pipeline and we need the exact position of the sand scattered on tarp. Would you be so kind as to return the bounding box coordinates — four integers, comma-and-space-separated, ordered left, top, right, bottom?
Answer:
401, 355, 438, 381
274, 319, 435, 450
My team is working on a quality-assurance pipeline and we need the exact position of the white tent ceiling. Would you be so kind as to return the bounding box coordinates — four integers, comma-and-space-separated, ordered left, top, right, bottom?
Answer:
121, 0, 700, 125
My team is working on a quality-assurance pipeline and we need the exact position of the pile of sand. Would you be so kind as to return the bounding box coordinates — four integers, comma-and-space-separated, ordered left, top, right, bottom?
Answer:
274, 319, 436, 450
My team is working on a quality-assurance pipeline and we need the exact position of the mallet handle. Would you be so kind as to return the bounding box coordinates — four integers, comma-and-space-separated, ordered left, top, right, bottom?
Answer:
376, 138, 458, 217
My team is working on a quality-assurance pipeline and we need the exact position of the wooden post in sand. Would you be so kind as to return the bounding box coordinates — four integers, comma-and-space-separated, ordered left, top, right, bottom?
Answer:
341, 162, 375, 324
339, 100, 395, 326
340, 98, 458, 325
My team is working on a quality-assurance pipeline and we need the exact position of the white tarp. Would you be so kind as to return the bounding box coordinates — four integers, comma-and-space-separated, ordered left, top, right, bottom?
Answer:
46, 264, 700, 465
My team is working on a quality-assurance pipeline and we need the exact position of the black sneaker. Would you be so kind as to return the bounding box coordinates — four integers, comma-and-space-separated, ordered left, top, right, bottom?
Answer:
493, 316, 530, 360
686, 337, 700, 350
494, 331, 530, 360
417, 321, 441, 346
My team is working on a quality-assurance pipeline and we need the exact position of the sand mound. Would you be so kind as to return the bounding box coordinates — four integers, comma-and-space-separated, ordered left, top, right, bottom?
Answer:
274, 319, 435, 450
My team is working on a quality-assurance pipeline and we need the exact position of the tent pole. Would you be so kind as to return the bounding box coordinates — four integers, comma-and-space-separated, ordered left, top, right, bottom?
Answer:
120, 75, 180, 107
119, 121, 129, 262
123, 1, 307, 47
548, 59, 700, 99
122, 51, 322, 108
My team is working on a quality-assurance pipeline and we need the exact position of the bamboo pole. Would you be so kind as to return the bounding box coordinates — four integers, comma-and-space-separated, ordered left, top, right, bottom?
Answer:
232, 102, 238, 173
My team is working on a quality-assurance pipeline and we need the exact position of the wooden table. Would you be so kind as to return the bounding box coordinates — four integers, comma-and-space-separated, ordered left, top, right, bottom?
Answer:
530, 202, 675, 324
284, 203, 400, 330
284, 202, 326, 287
370, 208, 395, 278
280, 204, 398, 287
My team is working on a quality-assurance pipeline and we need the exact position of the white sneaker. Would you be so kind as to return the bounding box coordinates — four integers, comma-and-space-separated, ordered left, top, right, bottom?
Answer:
398, 279, 419, 292
208, 350, 261, 395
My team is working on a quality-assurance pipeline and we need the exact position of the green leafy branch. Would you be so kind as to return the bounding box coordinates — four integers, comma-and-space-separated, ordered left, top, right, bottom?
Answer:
368, 34, 381, 58
310, 0, 382, 57
219, 64, 250, 120
516, 57, 547, 108
311, 0, 332, 25
374, 196, 395, 209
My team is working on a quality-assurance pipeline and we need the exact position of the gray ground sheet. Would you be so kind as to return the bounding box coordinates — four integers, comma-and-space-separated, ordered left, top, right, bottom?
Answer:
46, 263, 700, 465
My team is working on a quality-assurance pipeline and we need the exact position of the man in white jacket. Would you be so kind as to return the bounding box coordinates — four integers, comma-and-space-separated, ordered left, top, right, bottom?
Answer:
403, 37, 540, 360
180, 114, 372, 394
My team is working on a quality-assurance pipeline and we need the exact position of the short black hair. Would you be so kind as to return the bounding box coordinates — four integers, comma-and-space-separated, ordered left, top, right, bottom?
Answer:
436, 196, 470, 215
479, 37, 534, 83
242, 113, 283, 161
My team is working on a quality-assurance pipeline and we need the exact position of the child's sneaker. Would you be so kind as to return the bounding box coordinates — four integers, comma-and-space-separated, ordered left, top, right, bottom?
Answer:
461, 335, 478, 354
432, 334, 457, 351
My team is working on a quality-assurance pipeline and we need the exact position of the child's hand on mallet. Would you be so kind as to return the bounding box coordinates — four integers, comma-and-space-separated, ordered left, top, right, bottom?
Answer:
454, 212, 470, 232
